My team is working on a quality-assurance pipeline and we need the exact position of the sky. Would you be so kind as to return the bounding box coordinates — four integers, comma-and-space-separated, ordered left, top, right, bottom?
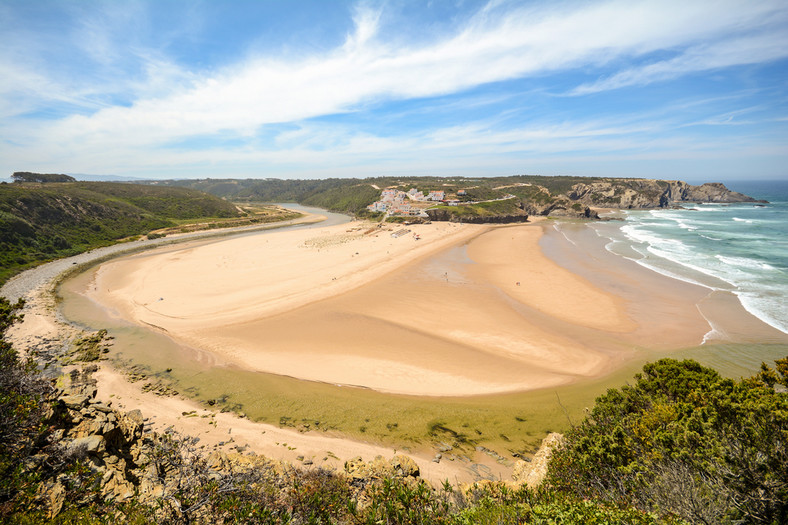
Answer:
1, 0, 787, 182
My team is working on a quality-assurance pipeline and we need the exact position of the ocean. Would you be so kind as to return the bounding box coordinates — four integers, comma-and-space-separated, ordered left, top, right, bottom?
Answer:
593, 179, 788, 337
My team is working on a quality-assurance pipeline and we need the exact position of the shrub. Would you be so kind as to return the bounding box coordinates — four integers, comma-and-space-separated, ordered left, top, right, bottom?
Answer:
546, 358, 788, 524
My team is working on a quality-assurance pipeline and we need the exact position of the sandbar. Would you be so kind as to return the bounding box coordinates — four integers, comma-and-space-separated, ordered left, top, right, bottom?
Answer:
80, 218, 719, 397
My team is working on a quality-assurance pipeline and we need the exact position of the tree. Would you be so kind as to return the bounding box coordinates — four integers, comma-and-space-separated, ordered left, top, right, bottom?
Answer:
11, 172, 76, 183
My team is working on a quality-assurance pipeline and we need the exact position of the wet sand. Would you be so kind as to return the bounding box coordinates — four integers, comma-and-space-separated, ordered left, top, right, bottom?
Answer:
9, 211, 786, 484
78, 219, 735, 397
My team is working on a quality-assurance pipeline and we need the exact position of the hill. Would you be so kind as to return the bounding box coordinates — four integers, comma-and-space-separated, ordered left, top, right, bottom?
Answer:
152, 175, 760, 221
0, 180, 242, 284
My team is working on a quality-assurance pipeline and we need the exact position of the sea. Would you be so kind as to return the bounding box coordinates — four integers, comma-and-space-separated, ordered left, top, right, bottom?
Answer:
592, 180, 788, 337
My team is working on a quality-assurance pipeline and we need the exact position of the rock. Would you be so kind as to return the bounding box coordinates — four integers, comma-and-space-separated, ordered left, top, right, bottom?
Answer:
426, 208, 529, 223
59, 394, 90, 409
512, 433, 564, 488
70, 435, 106, 455
91, 402, 113, 413
567, 179, 762, 209
138, 478, 165, 500
433, 454, 442, 463
38, 481, 66, 519
390, 455, 419, 478
119, 409, 144, 443
101, 470, 136, 501
344, 456, 367, 479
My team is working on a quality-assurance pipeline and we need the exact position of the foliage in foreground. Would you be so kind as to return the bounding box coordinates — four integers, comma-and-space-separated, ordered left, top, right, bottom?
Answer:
3, 295, 785, 524
0, 294, 679, 524
0, 298, 113, 522
546, 358, 788, 525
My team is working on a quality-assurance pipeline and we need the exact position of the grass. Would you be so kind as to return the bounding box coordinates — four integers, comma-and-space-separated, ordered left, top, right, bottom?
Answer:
430, 198, 525, 219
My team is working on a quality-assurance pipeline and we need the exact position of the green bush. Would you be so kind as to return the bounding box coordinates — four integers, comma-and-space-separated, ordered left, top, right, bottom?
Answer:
546, 358, 788, 524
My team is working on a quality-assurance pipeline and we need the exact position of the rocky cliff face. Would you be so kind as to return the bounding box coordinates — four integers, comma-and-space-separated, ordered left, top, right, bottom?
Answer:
567, 179, 762, 209
521, 198, 599, 219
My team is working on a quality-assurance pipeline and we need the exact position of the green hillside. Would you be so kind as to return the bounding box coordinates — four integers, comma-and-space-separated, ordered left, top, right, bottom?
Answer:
154, 174, 756, 221
0, 181, 242, 284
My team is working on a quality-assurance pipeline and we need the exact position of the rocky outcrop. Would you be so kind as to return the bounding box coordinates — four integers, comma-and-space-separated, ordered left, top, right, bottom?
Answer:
567, 179, 763, 209
44, 377, 147, 506
34, 362, 435, 519
426, 198, 597, 222
344, 454, 420, 488
521, 198, 599, 219
511, 432, 563, 489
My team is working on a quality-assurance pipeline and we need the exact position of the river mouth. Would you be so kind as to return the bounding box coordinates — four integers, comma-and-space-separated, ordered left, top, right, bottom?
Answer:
55, 208, 788, 455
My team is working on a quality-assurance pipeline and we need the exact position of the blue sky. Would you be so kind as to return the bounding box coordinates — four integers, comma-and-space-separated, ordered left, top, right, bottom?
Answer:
1, 0, 787, 181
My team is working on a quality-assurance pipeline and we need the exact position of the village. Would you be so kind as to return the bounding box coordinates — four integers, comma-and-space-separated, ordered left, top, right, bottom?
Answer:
366, 186, 518, 218
365, 187, 471, 218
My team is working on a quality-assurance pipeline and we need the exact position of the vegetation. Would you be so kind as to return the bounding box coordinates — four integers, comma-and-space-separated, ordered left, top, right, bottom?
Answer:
0, 181, 243, 285
150, 174, 751, 221
3, 296, 785, 523
546, 358, 788, 524
428, 197, 525, 219
11, 172, 76, 183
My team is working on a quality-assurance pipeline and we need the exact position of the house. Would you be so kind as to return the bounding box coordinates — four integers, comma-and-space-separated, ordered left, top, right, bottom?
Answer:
457, 189, 467, 196
390, 203, 412, 215
367, 201, 389, 212
427, 190, 445, 201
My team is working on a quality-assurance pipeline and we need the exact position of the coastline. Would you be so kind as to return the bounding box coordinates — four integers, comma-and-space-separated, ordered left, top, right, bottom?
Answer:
77, 218, 651, 397
5, 210, 786, 484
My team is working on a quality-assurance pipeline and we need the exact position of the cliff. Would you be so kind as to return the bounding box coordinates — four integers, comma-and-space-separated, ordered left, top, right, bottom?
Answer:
566, 179, 763, 209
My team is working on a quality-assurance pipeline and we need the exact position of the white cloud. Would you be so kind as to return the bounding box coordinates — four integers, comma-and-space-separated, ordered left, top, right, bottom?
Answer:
573, 32, 788, 95
2, 0, 787, 178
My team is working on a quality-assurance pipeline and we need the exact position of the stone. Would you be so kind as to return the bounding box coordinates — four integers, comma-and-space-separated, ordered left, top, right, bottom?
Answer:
91, 402, 113, 413
390, 455, 419, 478
344, 456, 367, 479
59, 394, 89, 409
70, 435, 106, 455
119, 409, 144, 443
512, 432, 564, 489
38, 481, 66, 519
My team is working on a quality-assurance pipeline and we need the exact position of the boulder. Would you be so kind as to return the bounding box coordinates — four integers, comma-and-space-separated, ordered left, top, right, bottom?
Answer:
390, 455, 419, 478
59, 394, 90, 409
37, 481, 66, 519
70, 435, 106, 455
119, 409, 144, 443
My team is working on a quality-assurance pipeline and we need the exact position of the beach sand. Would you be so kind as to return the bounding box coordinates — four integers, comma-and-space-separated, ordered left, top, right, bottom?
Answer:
10, 211, 785, 484
79, 216, 737, 400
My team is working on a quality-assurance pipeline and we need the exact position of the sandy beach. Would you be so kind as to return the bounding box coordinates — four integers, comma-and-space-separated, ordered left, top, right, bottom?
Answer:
79, 215, 733, 398
7, 209, 785, 484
